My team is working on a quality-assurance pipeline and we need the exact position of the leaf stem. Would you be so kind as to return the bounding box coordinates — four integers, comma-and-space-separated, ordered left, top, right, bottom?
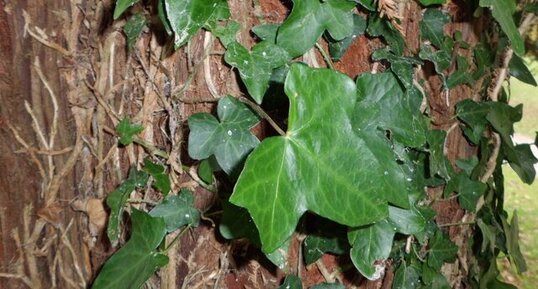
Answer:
162, 225, 191, 253
315, 42, 334, 70
133, 137, 169, 159
237, 96, 286, 136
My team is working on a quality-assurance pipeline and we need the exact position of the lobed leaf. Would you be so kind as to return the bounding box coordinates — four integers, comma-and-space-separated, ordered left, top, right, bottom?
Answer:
479, 0, 524, 55
143, 159, 171, 195
116, 117, 144, 145
114, 0, 141, 19
149, 189, 200, 232
427, 230, 458, 270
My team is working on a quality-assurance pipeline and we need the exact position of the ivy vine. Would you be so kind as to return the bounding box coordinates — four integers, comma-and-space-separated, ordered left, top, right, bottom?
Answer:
91, 0, 538, 288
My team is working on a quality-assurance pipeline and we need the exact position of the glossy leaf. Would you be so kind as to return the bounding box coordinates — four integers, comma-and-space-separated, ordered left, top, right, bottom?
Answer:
477, 219, 498, 253
106, 167, 149, 245
91, 210, 168, 289
388, 205, 431, 235
509, 54, 537, 86
479, 0, 524, 55
328, 15, 367, 61
303, 218, 348, 265
277, 0, 355, 57
143, 159, 171, 195
157, 0, 172, 35
114, 0, 141, 19
188, 95, 260, 175
231, 64, 412, 252
149, 189, 200, 232
225, 41, 290, 103
116, 117, 144, 145
427, 230, 458, 270
278, 275, 302, 289
371, 48, 423, 90
123, 13, 146, 50
420, 9, 450, 49
252, 24, 279, 42
349, 221, 395, 280
165, 0, 220, 48
367, 15, 405, 55
197, 159, 214, 184
266, 239, 291, 269
392, 262, 421, 289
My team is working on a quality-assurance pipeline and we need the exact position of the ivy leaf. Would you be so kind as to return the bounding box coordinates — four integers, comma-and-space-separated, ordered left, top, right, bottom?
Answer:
418, 44, 451, 75
116, 117, 144, 145
371, 48, 423, 90
91, 210, 168, 289
143, 159, 171, 195
164, 0, 220, 48
348, 221, 395, 280
456, 156, 479, 176
303, 218, 348, 265
388, 205, 431, 236
197, 159, 214, 184
444, 173, 487, 211
479, 0, 524, 56
355, 72, 428, 147
209, 21, 240, 48
501, 212, 527, 273
252, 24, 280, 42
231, 64, 412, 252
328, 15, 367, 61
427, 130, 451, 180
219, 201, 260, 245
420, 9, 450, 49
149, 189, 200, 232
188, 95, 260, 175
509, 54, 537, 86
446, 56, 473, 88
225, 41, 290, 104
123, 13, 146, 50
106, 167, 149, 245
367, 15, 405, 55
504, 144, 537, 184
472, 43, 494, 80
266, 239, 291, 269
392, 262, 421, 289
355, 0, 375, 11
113, 0, 141, 19
427, 230, 458, 270
278, 275, 302, 289
419, 0, 446, 6
157, 0, 173, 35
422, 263, 450, 289
486, 102, 522, 144
277, 0, 355, 57
477, 219, 498, 253
311, 283, 345, 289
456, 99, 490, 144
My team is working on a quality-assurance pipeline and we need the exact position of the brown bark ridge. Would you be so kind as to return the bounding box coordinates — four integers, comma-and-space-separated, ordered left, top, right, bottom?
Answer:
0, 0, 491, 288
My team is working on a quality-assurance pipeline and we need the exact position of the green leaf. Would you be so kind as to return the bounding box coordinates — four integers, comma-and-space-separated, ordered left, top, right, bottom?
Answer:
355, 72, 428, 147
479, 0, 524, 55
501, 212, 527, 273
188, 95, 260, 175
419, 0, 446, 6
278, 275, 303, 289
367, 15, 405, 55
392, 262, 421, 289
456, 99, 490, 144
311, 283, 345, 289
486, 102, 522, 144
114, 0, 141, 19
303, 218, 348, 265
509, 54, 537, 86
420, 9, 450, 49
219, 201, 260, 245
277, 0, 355, 57
427, 230, 458, 270
388, 205, 430, 235
456, 156, 479, 176
143, 159, 171, 195
444, 173, 487, 211
157, 0, 173, 35
225, 41, 290, 103
505, 144, 537, 184
123, 13, 146, 50
328, 15, 367, 61
149, 189, 200, 232
422, 263, 450, 289
231, 64, 412, 252
197, 159, 214, 184
349, 221, 395, 280
208, 21, 239, 48
427, 130, 451, 180
472, 43, 494, 80
446, 55, 473, 88
116, 117, 144, 145
106, 167, 149, 245
419, 44, 451, 75
265, 238, 291, 269
91, 210, 168, 289
371, 47, 423, 90
477, 219, 497, 253
164, 0, 220, 48
355, 0, 375, 11
252, 24, 280, 42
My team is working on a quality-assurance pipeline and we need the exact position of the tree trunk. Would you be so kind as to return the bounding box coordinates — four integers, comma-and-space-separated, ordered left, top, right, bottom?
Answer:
0, 0, 492, 288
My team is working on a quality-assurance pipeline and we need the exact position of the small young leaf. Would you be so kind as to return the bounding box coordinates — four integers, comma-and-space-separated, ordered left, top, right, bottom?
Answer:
91, 210, 168, 289
392, 262, 421, 289
443, 173, 487, 211
143, 159, 171, 195
150, 189, 200, 232
113, 0, 141, 19
123, 13, 146, 50
349, 220, 395, 280
225, 41, 290, 103
509, 54, 537, 86
479, 0, 524, 56
277, 0, 355, 57
420, 9, 450, 49
116, 117, 144, 145
106, 167, 149, 245
427, 230, 458, 270
278, 275, 302, 289
188, 96, 260, 175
